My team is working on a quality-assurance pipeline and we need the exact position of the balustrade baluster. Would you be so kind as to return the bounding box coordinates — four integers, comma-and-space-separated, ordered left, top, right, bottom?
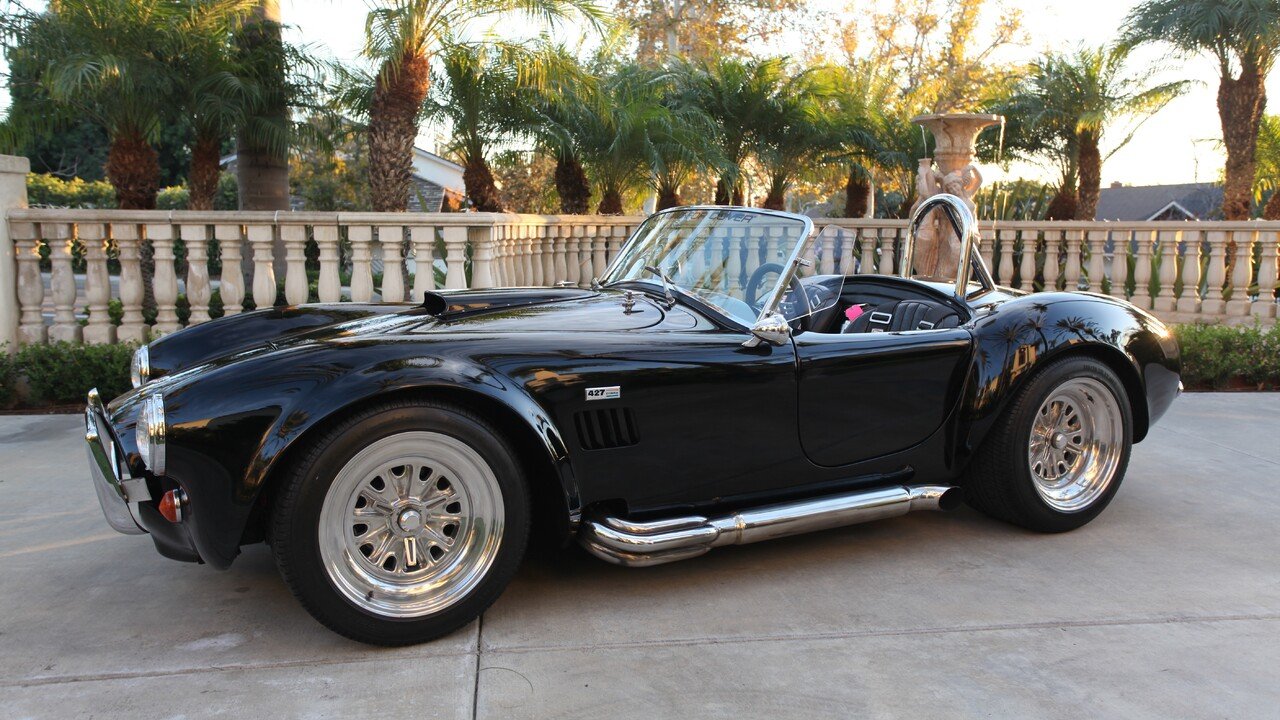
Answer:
1226, 231, 1256, 317
1176, 230, 1202, 319
566, 227, 583, 287
1201, 230, 1228, 315
147, 222, 180, 335
378, 225, 406, 302
609, 225, 627, 267
529, 227, 544, 286
1109, 230, 1131, 301
315, 225, 341, 302
858, 228, 874, 274
13, 222, 45, 344
442, 225, 468, 290
116, 223, 149, 338
471, 226, 496, 289
1153, 230, 1179, 314
994, 229, 1014, 286
1063, 230, 1083, 290
180, 224, 212, 325
1253, 231, 1278, 320
1133, 230, 1155, 309
1086, 230, 1107, 293
552, 225, 569, 284
1042, 230, 1061, 292
837, 227, 855, 276
214, 224, 244, 316
81, 223, 115, 344
410, 226, 436, 301
1018, 232, 1037, 291
282, 224, 310, 306
42, 222, 80, 343
349, 225, 374, 301
878, 228, 895, 275
247, 224, 276, 308
541, 227, 557, 286
591, 227, 607, 284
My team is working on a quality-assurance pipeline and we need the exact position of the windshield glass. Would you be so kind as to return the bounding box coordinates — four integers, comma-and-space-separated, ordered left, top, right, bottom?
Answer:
602, 208, 812, 325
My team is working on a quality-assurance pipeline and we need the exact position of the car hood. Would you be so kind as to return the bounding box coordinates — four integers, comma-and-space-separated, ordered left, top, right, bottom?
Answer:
140, 287, 667, 384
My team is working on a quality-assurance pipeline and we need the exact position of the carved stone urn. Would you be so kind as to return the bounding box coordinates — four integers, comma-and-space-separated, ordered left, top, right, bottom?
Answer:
909, 113, 1003, 279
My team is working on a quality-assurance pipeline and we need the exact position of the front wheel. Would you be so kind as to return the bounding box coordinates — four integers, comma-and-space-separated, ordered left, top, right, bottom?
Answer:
271, 401, 529, 646
964, 356, 1132, 533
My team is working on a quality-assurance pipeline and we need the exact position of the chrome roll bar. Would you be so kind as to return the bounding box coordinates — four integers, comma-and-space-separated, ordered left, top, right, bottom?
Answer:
904, 193, 994, 302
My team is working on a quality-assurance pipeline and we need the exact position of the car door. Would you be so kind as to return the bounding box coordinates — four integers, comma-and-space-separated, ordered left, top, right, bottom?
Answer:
793, 328, 973, 467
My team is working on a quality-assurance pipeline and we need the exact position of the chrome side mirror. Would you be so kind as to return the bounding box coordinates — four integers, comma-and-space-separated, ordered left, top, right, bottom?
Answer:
745, 312, 792, 347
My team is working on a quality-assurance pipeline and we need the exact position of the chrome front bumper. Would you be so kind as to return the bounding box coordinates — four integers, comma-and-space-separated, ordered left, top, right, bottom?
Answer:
86, 389, 150, 535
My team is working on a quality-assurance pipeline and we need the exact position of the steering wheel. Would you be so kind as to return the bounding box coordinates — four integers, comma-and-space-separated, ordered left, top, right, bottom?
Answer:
745, 263, 785, 310
744, 263, 812, 332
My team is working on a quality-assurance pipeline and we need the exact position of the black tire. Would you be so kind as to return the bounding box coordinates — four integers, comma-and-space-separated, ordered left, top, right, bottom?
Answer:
271, 400, 530, 646
963, 355, 1132, 533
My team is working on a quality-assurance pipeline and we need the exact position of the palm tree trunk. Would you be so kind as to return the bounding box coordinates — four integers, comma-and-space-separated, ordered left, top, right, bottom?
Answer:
1264, 190, 1280, 220
843, 169, 871, 217
235, 1, 290, 211
188, 132, 222, 211
105, 130, 160, 210
1218, 65, 1267, 220
368, 53, 432, 212
1075, 131, 1102, 220
731, 182, 744, 206
656, 183, 681, 210
714, 177, 730, 204
761, 177, 786, 210
598, 187, 624, 214
463, 154, 503, 212
1046, 181, 1078, 221
554, 155, 590, 213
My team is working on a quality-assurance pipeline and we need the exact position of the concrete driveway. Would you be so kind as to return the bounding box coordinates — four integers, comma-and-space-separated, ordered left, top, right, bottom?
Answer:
1, 394, 1277, 719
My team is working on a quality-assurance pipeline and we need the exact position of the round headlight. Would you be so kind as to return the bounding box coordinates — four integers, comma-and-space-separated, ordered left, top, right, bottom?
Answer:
135, 394, 166, 475
130, 345, 151, 388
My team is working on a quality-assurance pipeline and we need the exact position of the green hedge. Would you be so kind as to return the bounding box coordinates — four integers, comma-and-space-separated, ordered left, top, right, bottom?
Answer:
1174, 323, 1280, 390
1, 342, 135, 408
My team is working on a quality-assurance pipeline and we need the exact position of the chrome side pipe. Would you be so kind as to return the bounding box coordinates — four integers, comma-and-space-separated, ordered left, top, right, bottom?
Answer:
578, 484, 962, 567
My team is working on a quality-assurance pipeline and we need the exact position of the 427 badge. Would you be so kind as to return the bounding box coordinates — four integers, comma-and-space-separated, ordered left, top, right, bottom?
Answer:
585, 386, 621, 401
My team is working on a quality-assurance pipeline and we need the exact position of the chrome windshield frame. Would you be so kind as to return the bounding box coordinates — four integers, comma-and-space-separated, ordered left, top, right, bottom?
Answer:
601, 205, 816, 328
903, 193, 995, 303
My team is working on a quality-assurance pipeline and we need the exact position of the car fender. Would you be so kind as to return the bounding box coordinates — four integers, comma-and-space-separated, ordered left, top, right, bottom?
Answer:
135, 340, 575, 568
961, 292, 1180, 460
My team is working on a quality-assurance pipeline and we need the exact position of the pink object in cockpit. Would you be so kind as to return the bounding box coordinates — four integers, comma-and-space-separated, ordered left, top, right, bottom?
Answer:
845, 305, 864, 322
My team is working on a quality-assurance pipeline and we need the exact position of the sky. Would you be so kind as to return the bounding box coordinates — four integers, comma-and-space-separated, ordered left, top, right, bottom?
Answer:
8, 0, 1280, 188
275, 0, 1280, 189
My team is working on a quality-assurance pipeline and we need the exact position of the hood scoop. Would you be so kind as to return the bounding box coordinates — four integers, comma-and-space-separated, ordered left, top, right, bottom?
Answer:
420, 288, 597, 320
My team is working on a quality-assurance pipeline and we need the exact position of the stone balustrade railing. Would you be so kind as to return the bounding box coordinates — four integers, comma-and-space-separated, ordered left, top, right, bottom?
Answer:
2, 207, 1278, 348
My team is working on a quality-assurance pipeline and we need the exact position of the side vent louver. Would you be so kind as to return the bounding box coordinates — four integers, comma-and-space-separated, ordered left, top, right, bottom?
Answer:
573, 407, 639, 450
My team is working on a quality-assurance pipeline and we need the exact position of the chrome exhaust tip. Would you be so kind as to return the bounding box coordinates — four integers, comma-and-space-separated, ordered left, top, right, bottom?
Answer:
579, 484, 961, 567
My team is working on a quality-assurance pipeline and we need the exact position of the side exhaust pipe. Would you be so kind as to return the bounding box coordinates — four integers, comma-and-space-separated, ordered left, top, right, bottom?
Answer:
579, 484, 962, 567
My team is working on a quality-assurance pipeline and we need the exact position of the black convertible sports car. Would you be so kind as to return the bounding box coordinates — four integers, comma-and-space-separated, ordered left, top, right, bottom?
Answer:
86, 195, 1181, 645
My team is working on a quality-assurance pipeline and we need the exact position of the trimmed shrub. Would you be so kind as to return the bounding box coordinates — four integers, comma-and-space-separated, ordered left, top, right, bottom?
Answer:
26, 173, 116, 208
1175, 323, 1280, 390
0, 348, 16, 408
13, 342, 135, 406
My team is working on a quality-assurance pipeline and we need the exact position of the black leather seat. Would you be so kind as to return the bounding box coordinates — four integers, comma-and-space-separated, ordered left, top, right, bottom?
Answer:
842, 299, 962, 333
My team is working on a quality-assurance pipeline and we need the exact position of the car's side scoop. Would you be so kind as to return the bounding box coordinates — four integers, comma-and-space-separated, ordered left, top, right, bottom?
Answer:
422, 291, 449, 316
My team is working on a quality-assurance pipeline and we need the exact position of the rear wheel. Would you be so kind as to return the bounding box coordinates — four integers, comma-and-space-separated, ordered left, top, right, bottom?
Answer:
964, 356, 1132, 532
271, 401, 529, 646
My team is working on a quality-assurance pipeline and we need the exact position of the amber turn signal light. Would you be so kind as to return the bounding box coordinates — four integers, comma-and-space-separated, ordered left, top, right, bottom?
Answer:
159, 489, 187, 523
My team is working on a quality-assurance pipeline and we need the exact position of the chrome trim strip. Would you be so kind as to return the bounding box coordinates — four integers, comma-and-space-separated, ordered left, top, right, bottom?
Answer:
579, 484, 961, 567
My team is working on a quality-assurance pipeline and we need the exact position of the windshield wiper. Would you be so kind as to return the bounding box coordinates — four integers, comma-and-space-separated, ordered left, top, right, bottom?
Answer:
642, 265, 677, 309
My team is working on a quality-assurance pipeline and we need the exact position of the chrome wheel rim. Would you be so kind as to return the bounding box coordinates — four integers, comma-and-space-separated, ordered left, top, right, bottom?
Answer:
319, 432, 504, 618
1027, 377, 1123, 513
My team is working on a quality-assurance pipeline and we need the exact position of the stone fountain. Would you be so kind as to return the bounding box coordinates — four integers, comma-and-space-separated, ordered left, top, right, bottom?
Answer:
909, 112, 1003, 279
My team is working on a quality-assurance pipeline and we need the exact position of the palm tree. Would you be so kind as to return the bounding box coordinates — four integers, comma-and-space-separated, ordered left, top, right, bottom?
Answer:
360, 0, 604, 213
825, 64, 894, 217
12, 0, 180, 208
1123, 0, 1280, 220
993, 46, 1186, 220
751, 66, 838, 210
529, 48, 599, 214
1258, 115, 1280, 218
232, 0, 290, 210
172, 0, 262, 210
678, 57, 784, 205
569, 66, 667, 214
